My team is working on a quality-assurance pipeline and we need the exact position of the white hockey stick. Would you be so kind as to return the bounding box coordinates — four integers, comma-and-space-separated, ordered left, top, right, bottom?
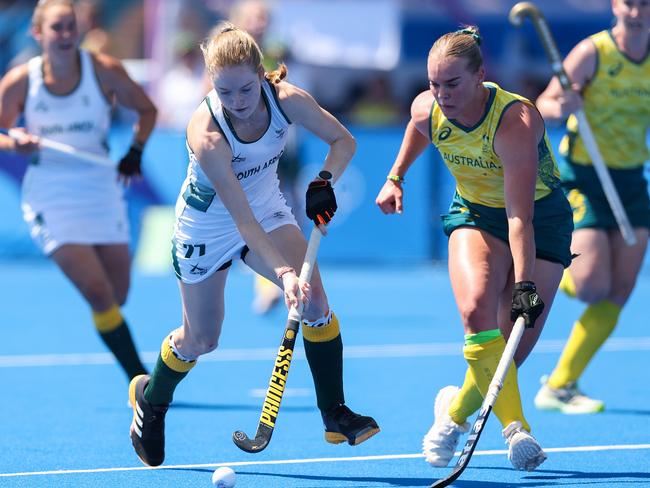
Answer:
509, 2, 637, 246
430, 317, 527, 487
7, 128, 115, 168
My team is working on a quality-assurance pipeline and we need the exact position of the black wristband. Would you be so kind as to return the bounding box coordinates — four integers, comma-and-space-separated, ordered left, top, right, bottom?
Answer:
514, 281, 536, 291
318, 170, 332, 181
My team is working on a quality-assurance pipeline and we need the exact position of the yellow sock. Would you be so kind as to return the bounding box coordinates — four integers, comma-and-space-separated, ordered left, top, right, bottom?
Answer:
92, 304, 123, 333
464, 334, 530, 431
448, 367, 484, 425
547, 300, 621, 389
559, 269, 576, 298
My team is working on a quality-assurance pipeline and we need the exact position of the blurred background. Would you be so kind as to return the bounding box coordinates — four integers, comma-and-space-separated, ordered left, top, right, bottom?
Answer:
0, 0, 640, 269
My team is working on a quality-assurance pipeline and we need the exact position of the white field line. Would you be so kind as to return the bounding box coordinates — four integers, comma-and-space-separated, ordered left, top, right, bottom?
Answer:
1, 443, 649, 478
2, 337, 650, 368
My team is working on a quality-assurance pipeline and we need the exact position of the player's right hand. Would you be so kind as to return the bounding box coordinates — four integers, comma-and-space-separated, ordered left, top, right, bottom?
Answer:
8, 128, 39, 155
376, 180, 403, 214
281, 271, 310, 311
511, 281, 545, 328
559, 84, 583, 118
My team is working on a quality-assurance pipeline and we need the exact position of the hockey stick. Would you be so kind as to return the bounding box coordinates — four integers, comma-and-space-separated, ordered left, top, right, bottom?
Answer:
3, 128, 115, 168
509, 1, 637, 246
430, 316, 526, 488
232, 226, 323, 453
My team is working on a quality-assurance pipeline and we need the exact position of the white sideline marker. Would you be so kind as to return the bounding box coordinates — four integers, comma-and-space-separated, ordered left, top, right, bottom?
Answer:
1, 443, 649, 478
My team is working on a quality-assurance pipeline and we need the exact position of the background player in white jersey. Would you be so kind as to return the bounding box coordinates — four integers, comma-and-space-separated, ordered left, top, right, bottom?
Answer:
0, 0, 156, 381
128, 23, 379, 467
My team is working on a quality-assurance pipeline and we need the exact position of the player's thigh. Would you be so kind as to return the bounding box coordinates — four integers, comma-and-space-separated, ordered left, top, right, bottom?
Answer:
497, 257, 564, 365
448, 227, 512, 333
95, 244, 131, 305
608, 227, 649, 305
568, 228, 611, 296
178, 267, 229, 345
51, 244, 114, 309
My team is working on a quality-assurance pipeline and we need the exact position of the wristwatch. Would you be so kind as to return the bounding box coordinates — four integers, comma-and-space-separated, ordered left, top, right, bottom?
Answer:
318, 170, 333, 181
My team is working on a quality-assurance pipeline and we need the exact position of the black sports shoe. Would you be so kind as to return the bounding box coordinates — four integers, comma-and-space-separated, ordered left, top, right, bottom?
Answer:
129, 374, 169, 466
322, 404, 380, 445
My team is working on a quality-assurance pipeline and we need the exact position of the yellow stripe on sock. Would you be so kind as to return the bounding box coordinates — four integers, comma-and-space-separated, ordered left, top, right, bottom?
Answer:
548, 299, 621, 389
160, 335, 196, 373
92, 305, 123, 333
464, 335, 530, 432
302, 313, 340, 343
448, 367, 484, 425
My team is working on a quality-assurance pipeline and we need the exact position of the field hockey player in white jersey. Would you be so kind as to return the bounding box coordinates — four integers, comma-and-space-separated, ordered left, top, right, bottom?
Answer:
0, 0, 156, 381
127, 23, 380, 467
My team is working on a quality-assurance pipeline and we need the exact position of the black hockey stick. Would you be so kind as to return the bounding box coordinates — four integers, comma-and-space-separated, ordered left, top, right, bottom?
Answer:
232, 227, 322, 453
430, 316, 526, 487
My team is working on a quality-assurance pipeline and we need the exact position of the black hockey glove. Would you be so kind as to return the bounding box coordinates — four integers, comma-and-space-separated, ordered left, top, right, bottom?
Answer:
118, 144, 143, 177
306, 179, 337, 225
511, 281, 545, 328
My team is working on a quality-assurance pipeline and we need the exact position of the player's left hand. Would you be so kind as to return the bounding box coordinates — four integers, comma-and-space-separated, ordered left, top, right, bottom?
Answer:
306, 179, 337, 232
511, 281, 545, 328
118, 143, 143, 182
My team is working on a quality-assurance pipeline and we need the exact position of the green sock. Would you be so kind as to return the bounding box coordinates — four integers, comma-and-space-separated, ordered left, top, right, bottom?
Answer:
302, 313, 344, 411
144, 334, 196, 406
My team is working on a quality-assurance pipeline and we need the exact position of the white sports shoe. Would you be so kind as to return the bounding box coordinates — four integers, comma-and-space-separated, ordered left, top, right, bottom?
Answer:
422, 386, 470, 467
534, 376, 604, 414
502, 421, 547, 471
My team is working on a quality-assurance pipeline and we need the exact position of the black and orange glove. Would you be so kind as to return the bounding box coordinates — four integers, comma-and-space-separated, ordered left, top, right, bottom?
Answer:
118, 143, 143, 177
511, 281, 545, 328
305, 179, 337, 225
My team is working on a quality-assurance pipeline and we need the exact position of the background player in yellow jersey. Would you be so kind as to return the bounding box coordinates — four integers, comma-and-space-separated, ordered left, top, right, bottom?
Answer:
534, 0, 650, 414
376, 26, 573, 471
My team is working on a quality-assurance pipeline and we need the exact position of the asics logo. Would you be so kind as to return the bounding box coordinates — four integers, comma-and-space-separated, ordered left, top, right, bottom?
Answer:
438, 127, 452, 141
607, 62, 623, 77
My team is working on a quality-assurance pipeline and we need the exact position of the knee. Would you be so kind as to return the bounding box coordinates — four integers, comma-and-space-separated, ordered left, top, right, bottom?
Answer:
181, 323, 222, 357
81, 278, 114, 308
457, 299, 488, 329
194, 337, 219, 356
114, 285, 130, 307
183, 334, 219, 357
608, 280, 637, 306
576, 283, 610, 304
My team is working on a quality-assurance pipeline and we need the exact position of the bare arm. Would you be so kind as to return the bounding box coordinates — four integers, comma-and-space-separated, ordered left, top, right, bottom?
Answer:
275, 82, 355, 182
494, 101, 544, 283
0, 65, 39, 154
93, 53, 157, 145
186, 105, 302, 305
376, 90, 432, 214
536, 38, 596, 124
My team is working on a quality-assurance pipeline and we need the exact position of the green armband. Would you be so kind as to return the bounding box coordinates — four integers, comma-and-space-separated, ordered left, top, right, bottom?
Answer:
387, 174, 405, 184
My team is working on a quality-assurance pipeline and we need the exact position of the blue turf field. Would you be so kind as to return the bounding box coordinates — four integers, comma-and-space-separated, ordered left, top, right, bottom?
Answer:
2, 260, 649, 487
